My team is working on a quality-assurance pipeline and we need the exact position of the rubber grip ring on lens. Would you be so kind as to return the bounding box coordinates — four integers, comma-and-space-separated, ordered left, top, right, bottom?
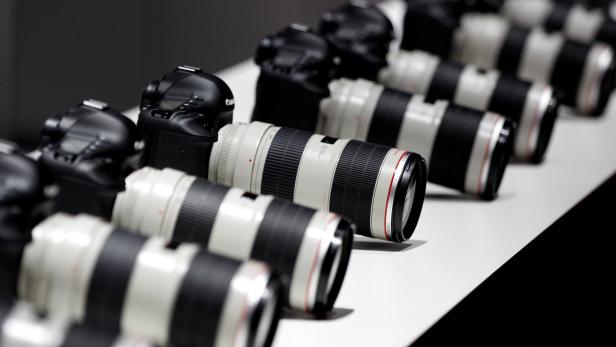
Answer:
543, 2, 572, 33
251, 198, 314, 300
425, 61, 464, 103
428, 105, 483, 193
61, 324, 118, 347
261, 128, 312, 200
85, 229, 146, 331
497, 26, 529, 76
366, 88, 411, 147
173, 178, 229, 246
488, 76, 532, 124
550, 40, 589, 108
330, 140, 389, 238
169, 253, 239, 347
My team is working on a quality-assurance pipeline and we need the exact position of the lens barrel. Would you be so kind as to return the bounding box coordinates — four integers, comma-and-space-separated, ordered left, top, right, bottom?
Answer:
112, 167, 353, 315
18, 213, 282, 347
378, 50, 559, 163
454, 14, 614, 115
0, 301, 156, 347
320, 78, 513, 200
315, 2, 559, 162
209, 122, 427, 242
499, 0, 616, 50
401, 6, 616, 115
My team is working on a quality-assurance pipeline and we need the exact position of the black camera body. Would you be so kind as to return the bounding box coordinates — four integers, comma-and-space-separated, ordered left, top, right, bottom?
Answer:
319, 1, 393, 80
39, 99, 140, 218
138, 66, 234, 177
401, 0, 466, 57
0, 142, 42, 298
252, 24, 334, 131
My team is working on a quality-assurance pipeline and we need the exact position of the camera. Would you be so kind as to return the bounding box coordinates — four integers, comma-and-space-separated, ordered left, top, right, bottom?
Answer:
0, 147, 282, 346
0, 300, 157, 347
401, 0, 616, 115
1, 149, 282, 347
138, 66, 428, 242
38, 99, 140, 217
38, 102, 353, 315
0, 142, 42, 299
252, 25, 512, 200
481, 0, 616, 49
19, 213, 281, 347
318, 1, 560, 163
139, 65, 234, 178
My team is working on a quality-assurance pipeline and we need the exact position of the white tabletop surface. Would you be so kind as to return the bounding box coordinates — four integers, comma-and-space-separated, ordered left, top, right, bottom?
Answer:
125, 1, 616, 345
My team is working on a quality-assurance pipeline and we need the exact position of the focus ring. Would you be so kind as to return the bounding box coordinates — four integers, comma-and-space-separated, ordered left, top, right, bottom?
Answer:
173, 178, 229, 246
170, 253, 239, 347
550, 40, 589, 107
367, 88, 411, 147
261, 127, 312, 200
85, 229, 145, 330
215, 125, 238, 184
251, 198, 314, 296
544, 3, 572, 33
330, 140, 389, 237
497, 26, 529, 75
62, 324, 117, 347
488, 76, 531, 123
425, 61, 464, 103
429, 105, 483, 192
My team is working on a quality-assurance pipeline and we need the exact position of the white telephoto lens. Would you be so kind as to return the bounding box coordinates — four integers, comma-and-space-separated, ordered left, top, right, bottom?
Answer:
378, 49, 559, 162
320, 78, 513, 200
451, 13, 615, 115
209, 122, 427, 242
18, 213, 281, 347
501, 0, 606, 44
0, 301, 156, 347
112, 167, 354, 315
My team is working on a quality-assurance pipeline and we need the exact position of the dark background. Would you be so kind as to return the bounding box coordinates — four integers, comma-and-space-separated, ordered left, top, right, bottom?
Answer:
0, 0, 368, 146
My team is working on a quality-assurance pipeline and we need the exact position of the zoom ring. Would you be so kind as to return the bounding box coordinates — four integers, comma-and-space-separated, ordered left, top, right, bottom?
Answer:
261, 128, 312, 200
62, 324, 118, 347
366, 88, 411, 147
169, 253, 238, 347
429, 105, 483, 191
174, 179, 229, 246
330, 140, 389, 237
84, 229, 146, 330
251, 199, 314, 295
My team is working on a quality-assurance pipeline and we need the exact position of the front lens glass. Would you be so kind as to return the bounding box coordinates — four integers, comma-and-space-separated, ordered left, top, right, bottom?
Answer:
254, 286, 277, 347
326, 236, 343, 295
402, 177, 416, 228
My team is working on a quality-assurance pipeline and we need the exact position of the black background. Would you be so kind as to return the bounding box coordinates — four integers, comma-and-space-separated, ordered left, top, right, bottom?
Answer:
0, 0, 365, 145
